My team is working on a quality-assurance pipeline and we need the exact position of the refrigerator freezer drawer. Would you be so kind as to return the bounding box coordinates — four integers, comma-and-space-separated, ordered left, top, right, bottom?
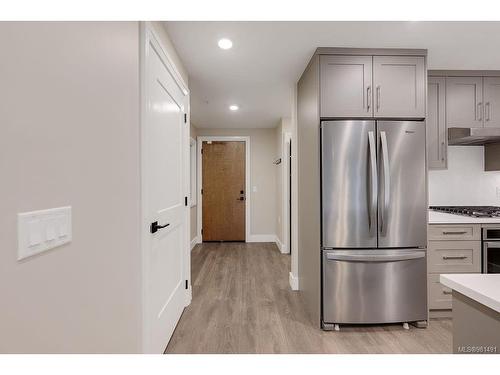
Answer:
322, 249, 428, 324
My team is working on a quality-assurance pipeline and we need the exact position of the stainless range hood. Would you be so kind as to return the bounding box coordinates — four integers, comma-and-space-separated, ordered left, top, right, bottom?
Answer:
448, 127, 500, 145
447, 127, 500, 171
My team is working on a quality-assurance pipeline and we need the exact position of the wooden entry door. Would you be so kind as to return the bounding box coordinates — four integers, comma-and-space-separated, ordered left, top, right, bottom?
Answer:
202, 141, 246, 241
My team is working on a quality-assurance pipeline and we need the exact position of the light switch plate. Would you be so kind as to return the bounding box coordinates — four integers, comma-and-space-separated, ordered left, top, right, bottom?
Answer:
17, 206, 72, 261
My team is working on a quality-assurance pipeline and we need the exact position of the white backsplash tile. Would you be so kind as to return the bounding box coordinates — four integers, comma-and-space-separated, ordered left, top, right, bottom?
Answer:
429, 146, 500, 206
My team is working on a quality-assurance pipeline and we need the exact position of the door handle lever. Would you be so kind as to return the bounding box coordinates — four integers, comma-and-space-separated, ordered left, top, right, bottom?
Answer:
150, 221, 170, 233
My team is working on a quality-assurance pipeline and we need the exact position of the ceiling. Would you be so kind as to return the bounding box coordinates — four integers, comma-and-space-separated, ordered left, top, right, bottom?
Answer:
164, 21, 500, 129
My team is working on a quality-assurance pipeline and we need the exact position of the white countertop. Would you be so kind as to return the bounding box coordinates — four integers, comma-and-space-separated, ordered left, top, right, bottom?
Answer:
428, 210, 500, 224
440, 274, 500, 313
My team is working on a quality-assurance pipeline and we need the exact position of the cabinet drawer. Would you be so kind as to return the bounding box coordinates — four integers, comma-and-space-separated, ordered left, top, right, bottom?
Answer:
428, 240, 481, 273
428, 224, 481, 241
428, 274, 452, 310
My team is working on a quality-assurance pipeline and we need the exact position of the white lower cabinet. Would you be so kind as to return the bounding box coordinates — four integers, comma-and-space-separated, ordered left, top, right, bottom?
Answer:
428, 274, 453, 310
427, 224, 482, 312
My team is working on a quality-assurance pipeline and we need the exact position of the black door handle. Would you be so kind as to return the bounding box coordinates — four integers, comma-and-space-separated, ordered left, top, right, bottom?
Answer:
150, 221, 170, 233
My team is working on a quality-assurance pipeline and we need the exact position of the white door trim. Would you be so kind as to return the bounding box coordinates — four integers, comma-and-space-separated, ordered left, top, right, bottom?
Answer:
140, 22, 190, 353
282, 132, 292, 254
144, 23, 188, 96
197, 136, 251, 242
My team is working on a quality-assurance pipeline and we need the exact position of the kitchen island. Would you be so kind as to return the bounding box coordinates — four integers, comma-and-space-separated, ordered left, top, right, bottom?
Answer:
440, 274, 500, 354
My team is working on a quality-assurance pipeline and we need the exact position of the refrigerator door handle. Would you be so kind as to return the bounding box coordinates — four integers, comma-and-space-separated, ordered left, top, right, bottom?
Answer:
380, 131, 390, 236
326, 251, 425, 262
368, 131, 378, 234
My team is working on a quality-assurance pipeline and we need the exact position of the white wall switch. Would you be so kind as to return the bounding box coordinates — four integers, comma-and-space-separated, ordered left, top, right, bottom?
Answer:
252, 186, 257, 193
17, 206, 72, 261
27, 219, 42, 247
45, 218, 57, 241
57, 215, 68, 238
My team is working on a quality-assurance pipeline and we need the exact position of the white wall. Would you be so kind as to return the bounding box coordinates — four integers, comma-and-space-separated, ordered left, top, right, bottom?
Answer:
0, 22, 142, 353
429, 146, 500, 206
195, 127, 277, 239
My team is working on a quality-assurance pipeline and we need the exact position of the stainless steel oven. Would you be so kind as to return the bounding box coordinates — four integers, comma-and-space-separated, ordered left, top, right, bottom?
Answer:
483, 227, 500, 273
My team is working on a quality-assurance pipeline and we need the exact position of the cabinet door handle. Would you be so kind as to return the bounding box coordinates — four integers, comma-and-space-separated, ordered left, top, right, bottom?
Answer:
442, 255, 468, 260
486, 102, 491, 121
443, 290, 452, 295
376, 86, 381, 111
441, 141, 445, 162
367, 86, 371, 111
442, 231, 467, 235
477, 102, 483, 121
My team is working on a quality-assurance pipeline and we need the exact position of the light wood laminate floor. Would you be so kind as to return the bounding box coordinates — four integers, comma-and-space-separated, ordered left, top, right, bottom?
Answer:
165, 242, 452, 354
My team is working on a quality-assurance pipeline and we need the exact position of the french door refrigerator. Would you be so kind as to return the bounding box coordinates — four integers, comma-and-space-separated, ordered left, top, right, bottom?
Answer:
321, 120, 427, 326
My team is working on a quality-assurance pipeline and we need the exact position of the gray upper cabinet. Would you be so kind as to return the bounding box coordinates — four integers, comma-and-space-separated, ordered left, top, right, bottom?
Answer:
427, 77, 447, 169
446, 77, 483, 128
484, 77, 500, 127
320, 55, 372, 118
372, 56, 426, 118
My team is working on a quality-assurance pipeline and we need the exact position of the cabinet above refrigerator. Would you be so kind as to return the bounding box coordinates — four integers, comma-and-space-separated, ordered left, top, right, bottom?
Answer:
320, 53, 426, 119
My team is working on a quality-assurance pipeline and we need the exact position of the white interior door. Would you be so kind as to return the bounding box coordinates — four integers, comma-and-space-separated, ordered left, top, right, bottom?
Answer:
143, 29, 189, 353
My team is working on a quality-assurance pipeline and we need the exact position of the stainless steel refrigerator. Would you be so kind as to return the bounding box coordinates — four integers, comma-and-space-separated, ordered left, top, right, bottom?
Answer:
321, 120, 427, 326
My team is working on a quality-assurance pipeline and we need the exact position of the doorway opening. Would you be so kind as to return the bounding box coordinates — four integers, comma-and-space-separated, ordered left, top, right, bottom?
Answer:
197, 136, 250, 242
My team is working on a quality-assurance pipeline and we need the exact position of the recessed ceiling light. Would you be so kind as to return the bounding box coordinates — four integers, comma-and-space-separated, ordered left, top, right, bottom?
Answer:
229, 105, 239, 111
218, 38, 233, 50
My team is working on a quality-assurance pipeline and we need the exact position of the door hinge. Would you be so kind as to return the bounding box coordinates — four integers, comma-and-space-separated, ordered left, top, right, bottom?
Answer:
185, 280, 188, 289
201, 148, 203, 154
185, 196, 188, 206
201, 189, 203, 195
184, 113, 187, 123
201, 229, 203, 235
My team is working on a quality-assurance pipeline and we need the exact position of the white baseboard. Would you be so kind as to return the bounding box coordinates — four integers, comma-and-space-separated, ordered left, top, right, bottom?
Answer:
247, 234, 277, 243
289, 272, 299, 291
190, 236, 201, 251
247, 234, 290, 255
275, 236, 282, 251
275, 237, 289, 254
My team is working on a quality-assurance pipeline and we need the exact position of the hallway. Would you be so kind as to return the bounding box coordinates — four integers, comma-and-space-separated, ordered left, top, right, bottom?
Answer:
165, 243, 453, 354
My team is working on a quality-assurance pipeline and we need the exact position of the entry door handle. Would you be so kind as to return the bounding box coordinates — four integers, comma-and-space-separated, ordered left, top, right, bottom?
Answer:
150, 221, 170, 233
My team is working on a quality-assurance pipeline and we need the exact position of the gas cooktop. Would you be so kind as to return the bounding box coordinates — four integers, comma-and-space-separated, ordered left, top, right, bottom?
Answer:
429, 206, 500, 218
